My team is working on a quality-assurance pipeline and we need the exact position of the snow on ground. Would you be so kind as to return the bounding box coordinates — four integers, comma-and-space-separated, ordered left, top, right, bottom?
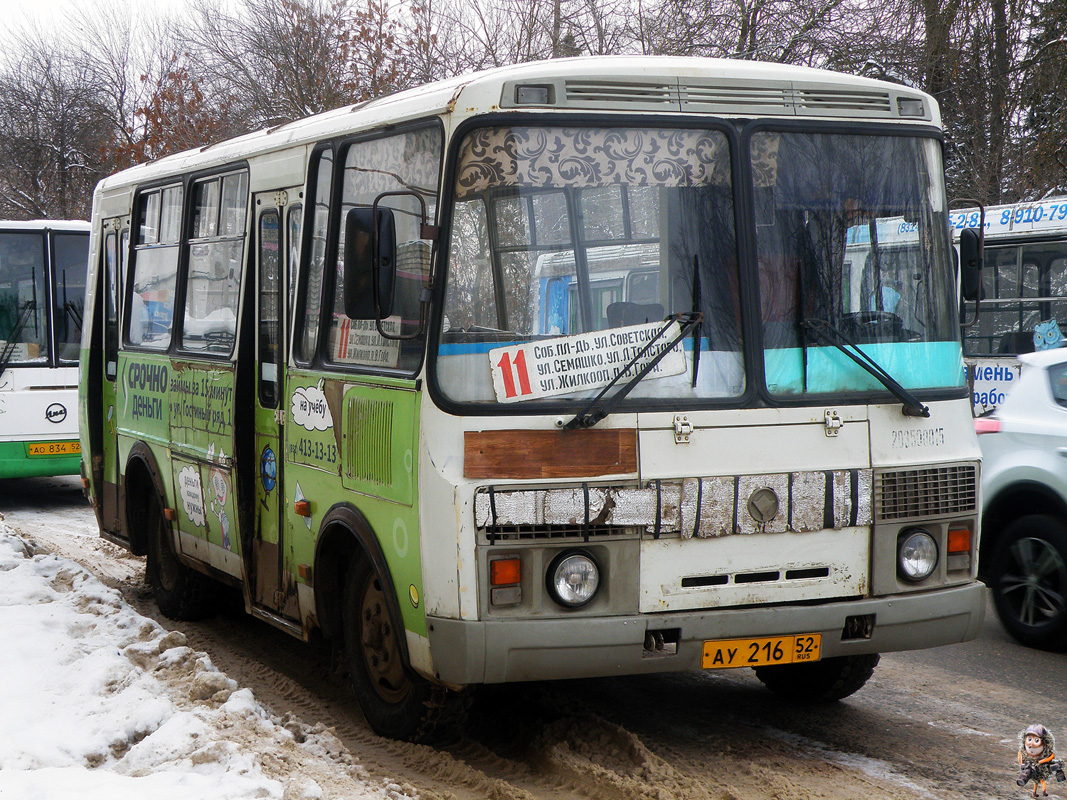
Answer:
0, 524, 413, 800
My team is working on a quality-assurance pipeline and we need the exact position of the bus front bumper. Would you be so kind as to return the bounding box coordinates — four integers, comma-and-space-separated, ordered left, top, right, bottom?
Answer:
425, 582, 986, 685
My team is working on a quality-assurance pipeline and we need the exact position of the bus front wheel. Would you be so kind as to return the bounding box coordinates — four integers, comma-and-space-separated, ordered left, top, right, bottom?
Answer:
753, 653, 879, 702
144, 492, 218, 620
342, 555, 460, 742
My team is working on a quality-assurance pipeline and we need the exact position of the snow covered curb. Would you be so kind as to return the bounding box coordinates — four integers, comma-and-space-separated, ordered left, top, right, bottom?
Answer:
0, 525, 414, 800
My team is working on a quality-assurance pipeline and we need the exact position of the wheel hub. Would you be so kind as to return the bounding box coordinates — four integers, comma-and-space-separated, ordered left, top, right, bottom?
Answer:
359, 577, 409, 703
1005, 537, 1067, 626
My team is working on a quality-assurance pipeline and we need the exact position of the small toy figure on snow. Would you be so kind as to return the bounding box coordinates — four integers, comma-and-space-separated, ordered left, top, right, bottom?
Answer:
1017, 724, 1066, 797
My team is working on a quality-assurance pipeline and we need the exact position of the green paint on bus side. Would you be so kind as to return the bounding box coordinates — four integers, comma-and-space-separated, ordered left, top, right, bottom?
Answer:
285, 370, 426, 638
105, 350, 428, 639
118, 353, 172, 445
0, 440, 81, 478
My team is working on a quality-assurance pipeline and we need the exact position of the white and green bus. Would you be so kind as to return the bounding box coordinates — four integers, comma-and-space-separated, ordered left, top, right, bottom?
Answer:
0, 220, 88, 478
80, 56, 985, 741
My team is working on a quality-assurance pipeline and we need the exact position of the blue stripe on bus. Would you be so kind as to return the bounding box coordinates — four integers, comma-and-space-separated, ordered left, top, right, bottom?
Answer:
765, 341, 965, 393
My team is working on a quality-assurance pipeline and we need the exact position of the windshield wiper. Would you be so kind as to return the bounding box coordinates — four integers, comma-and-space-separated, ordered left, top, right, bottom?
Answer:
802, 318, 930, 418
563, 311, 703, 430
0, 301, 37, 381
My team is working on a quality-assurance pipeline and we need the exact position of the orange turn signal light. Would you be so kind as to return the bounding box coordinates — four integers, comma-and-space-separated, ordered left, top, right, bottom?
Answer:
490, 557, 521, 586
294, 499, 312, 517
947, 527, 971, 554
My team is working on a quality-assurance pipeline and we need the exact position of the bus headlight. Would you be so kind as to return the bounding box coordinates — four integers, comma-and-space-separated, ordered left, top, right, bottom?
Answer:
898, 528, 938, 582
546, 551, 600, 608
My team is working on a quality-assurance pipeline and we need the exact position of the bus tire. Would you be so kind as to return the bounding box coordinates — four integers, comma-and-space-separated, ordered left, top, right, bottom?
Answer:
145, 491, 218, 621
341, 554, 462, 742
753, 653, 879, 702
990, 514, 1067, 650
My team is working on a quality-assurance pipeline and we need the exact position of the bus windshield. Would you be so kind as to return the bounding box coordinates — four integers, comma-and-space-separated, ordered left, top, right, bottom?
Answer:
756, 131, 962, 397
435, 125, 962, 409
437, 124, 743, 407
0, 230, 87, 366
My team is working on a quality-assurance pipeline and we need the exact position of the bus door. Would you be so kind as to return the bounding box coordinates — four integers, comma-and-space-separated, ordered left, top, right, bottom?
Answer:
250, 190, 301, 617
98, 218, 128, 532
165, 172, 246, 582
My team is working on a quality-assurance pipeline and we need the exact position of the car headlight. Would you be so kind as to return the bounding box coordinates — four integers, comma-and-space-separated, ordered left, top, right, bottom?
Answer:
546, 551, 600, 608
898, 528, 938, 582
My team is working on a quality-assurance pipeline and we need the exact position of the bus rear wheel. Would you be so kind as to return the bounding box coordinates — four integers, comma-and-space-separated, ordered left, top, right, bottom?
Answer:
342, 555, 461, 742
754, 653, 879, 702
144, 491, 218, 620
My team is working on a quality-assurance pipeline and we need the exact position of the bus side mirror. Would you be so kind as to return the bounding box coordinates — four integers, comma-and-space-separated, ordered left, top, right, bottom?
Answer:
959, 227, 982, 301
343, 206, 396, 320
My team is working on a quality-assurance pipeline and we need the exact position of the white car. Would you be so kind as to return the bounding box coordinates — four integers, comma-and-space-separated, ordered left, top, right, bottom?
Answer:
977, 347, 1067, 649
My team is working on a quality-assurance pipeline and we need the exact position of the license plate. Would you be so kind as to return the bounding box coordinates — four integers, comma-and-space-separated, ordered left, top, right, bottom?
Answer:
27, 441, 81, 457
701, 633, 822, 669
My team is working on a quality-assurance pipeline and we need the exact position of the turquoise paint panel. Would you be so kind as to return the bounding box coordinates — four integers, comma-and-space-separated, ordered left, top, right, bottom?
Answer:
765, 341, 965, 395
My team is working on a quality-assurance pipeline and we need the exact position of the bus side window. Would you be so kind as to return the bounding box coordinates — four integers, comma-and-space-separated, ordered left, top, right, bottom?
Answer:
328, 126, 441, 371
298, 149, 333, 364
287, 204, 302, 335
258, 209, 281, 407
129, 185, 181, 349
104, 231, 118, 378
181, 172, 248, 355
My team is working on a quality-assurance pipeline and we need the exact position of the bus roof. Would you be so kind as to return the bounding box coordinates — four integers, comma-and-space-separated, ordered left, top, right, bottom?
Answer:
95, 55, 940, 196
0, 220, 90, 232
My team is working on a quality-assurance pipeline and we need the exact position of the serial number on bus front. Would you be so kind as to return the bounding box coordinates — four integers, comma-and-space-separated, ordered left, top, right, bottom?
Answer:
701, 634, 822, 669
27, 441, 81, 457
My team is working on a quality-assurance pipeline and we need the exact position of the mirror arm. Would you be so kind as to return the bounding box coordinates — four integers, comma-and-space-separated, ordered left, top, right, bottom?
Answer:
960, 293, 981, 329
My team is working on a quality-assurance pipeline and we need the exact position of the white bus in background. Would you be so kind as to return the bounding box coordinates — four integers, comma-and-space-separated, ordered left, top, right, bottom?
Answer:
0, 220, 89, 477
953, 198, 1067, 412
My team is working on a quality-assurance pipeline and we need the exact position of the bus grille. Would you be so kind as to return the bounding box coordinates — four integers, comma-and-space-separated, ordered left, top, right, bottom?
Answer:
346, 397, 393, 486
558, 78, 897, 118
874, 464, 978, 521
681, 84, 792, 112
479, 524, 640, 543
793, 88, 893, 114
564, 79, 676, 108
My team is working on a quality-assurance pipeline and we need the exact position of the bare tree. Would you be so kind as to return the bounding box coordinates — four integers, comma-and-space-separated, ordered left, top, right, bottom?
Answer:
0, 32, 110, 220
637, 0, 868, 65
69, 2, 186, 171
186, 0, 420, 128
433, 0, 636, 71
1016, 0, 1067, 197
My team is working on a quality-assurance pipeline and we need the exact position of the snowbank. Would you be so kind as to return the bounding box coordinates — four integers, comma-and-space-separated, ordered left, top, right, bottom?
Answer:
0, 526, 408, 800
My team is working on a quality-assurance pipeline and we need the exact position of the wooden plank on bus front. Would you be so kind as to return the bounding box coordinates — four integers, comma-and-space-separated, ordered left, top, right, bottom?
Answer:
463, 429, 637, 479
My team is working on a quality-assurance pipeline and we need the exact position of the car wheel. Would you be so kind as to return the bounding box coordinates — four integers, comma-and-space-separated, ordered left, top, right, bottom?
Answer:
990, 514, 1067, 650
